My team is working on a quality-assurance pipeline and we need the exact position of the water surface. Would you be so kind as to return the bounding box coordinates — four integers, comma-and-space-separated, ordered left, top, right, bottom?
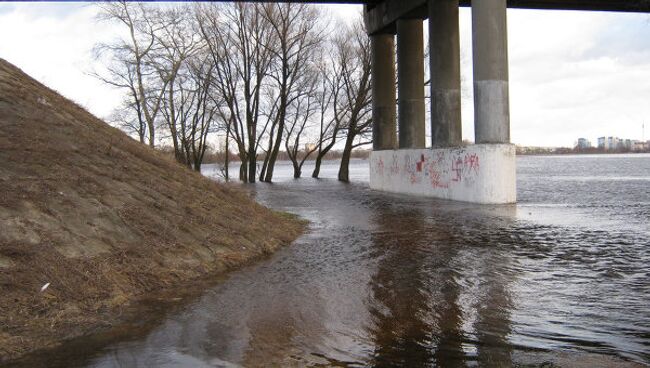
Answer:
14, 155, 650, 367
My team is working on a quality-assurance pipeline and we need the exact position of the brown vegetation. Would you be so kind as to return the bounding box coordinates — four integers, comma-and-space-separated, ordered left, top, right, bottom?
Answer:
0, 58, 304, 362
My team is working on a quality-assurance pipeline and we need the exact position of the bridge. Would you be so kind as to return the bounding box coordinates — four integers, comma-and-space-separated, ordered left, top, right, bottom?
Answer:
332, 0, 649, 204
272, 0, 649, 203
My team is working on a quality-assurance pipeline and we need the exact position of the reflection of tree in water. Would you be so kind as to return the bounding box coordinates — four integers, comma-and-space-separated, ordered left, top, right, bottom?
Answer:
472, 239, 515, 366
367, 204, 516, 367
238, 275, 329, 366
367, 207, 465, 367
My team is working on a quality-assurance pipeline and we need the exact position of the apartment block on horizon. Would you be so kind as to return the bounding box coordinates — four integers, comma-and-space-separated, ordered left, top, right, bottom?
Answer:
576, 138, 592, 150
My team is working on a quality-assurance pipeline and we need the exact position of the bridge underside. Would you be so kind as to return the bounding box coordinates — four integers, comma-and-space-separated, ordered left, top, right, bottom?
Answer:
363, 0, 650, 34
277, 0, 649, 203
301, 0, 650, 8
359, 0, 649, 204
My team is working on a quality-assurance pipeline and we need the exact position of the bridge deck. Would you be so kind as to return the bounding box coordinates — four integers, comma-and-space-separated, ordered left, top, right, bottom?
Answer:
359, 0, 650, 34
292, 0, 650, 12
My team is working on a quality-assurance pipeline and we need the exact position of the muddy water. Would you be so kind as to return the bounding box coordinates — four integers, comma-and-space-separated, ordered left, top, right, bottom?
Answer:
15, 155, 650, 366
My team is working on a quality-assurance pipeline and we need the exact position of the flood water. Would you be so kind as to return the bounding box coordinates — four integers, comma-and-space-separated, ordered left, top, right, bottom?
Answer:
15, 155, 650, 367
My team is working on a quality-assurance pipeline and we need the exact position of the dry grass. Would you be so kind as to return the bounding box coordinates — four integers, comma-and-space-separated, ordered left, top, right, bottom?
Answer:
0, 58, 305, 362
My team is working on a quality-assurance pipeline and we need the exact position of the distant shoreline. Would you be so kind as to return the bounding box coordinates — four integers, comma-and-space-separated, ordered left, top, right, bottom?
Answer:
516, 150, 650, 156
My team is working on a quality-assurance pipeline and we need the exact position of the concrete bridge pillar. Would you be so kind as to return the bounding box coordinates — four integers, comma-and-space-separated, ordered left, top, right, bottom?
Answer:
397, 19, 425, 149
429, 0, 462, 147
372, 33, 397, 150
367, 0, 515, 204
472, 0, 510, 143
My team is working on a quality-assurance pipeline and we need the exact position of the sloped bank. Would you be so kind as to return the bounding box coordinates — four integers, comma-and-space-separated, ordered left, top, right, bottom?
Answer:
0, 59, 304, 362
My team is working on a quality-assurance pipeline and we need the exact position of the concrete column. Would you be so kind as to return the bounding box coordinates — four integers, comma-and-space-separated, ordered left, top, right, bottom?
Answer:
397, 19, 425, 149
429, 0, 462, 147
472, 0, 510, 143
372, 33, 397, 151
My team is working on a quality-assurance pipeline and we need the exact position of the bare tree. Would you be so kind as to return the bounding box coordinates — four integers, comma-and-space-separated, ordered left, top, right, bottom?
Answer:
284, 75, 320, 178
311, 46, 346, 179
197, 3, 274, 183
94, 1, 169, 147
258, 3, 324, 183
107, 98, 146, 143
96, 3, 373, 183
155, 6, 204, 166
335, 22, 373, 182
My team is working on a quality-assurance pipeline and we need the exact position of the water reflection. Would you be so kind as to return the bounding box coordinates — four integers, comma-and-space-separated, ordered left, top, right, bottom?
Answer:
367, 208, 439, 367
366, 201, 519, 367
7, 157, 650, 367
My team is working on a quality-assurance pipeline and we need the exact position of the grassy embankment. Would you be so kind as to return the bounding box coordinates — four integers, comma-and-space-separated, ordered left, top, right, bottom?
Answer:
0, 58, 305, 362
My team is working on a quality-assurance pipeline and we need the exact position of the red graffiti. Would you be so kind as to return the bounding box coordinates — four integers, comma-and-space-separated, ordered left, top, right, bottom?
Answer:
451, 156, 463, 182
464, 153, 480, 174
390, 156, 400, 175
376, 158, 385, 176
415, 154, 425, 172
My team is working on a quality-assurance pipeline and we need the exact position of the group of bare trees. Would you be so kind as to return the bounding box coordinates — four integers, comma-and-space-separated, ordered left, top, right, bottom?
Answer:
94, 1, 372, 182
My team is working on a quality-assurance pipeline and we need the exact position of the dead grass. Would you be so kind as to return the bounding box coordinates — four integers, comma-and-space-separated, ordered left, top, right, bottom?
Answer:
0, 58, 305, 362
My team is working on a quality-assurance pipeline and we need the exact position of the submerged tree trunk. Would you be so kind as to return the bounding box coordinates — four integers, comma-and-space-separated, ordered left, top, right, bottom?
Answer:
312, 140, 336, 178
240, 162, 247, 182
338, 133, 355, 182
312, 155, 323, 178
263, 108, 285, 183
248, 148, 256, 183
292, 161, 301, 178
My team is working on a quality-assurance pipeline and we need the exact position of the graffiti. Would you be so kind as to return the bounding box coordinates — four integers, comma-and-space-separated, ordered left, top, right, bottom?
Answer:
389, 156, 400, 175
464, 153, 480, 174
427, 161, 449, 189
451, 156, 464, 182
404, 155, 420, 184
451, 152, 481, 183
415, 154, 425, 172
375, 157, 384, 177
373, 150, 481, 189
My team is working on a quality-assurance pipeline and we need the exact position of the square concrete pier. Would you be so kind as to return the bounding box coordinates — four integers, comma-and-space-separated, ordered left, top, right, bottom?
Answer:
369, 144, 516, 204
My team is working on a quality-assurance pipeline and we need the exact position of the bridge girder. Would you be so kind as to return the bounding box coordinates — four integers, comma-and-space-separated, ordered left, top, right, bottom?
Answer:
364, 0, 650, 34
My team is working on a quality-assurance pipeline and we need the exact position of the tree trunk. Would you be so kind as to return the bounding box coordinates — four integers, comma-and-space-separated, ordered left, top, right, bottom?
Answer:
338, 133, 355, 182
263, 120, 284, 182
248, 149, 256, 183
312, 154, 323, 178
312, 141, 335, 178
224, 129, 229, 182
240, 158, 248, 183
148, 123, 155, 147
293, 161, 301, 178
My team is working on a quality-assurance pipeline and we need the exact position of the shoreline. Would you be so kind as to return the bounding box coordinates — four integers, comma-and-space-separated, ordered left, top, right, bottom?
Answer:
1, 225, 306, 367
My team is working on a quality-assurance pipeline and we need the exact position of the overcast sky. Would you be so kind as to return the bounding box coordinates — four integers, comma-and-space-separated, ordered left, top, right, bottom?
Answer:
1, 2, 649, 147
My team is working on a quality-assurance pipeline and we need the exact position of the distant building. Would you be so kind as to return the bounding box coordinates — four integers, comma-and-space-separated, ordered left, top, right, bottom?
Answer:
576, 138, 591, 150
623, 139, 633, 150
597, 137, 606, 149
606, 136, 617, 150
631, 140, 650, 152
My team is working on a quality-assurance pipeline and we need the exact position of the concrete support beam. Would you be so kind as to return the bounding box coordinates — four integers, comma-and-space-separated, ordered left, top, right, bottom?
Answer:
397, 19, 425, 149
372, 33, 397, 150
429, 0, 462, 147
369, 144, 516, 204
472, 0, 510, 143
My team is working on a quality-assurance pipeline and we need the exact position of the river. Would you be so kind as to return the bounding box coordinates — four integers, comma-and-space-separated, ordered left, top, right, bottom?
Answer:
14, 155, 650, 367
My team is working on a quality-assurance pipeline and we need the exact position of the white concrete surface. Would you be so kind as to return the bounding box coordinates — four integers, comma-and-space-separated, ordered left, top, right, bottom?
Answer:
369, 144, 516, 204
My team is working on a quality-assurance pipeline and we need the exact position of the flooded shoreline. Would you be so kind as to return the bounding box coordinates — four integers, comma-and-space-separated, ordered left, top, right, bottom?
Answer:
6, 155, 650, 367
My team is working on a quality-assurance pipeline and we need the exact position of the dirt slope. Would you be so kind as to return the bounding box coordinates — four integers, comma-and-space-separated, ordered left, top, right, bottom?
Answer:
0, 58, 304, 361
